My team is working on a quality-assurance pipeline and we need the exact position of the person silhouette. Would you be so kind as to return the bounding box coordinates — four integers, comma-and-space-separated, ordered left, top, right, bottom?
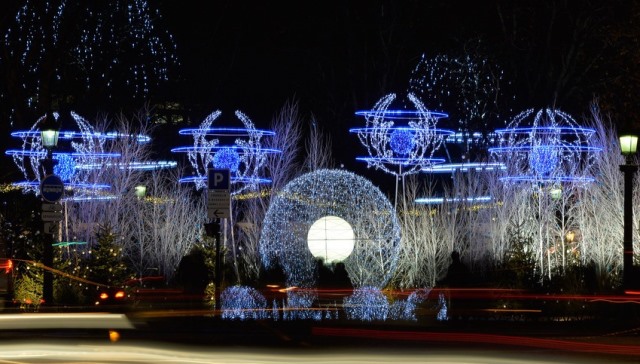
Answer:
441, 250, 471, 288
175, 248, 209, 308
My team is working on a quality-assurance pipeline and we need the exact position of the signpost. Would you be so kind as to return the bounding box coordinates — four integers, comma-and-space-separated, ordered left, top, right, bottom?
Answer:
43, 222, 58, 235
207, 169, 230, 219
41, 210, 63, 222
206, 168, 230, 312
40, 174, 64, 203
40, 175, 64, 224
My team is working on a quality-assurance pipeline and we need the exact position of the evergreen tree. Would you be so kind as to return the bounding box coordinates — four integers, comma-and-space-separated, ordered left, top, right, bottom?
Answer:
85, 224, 133, 291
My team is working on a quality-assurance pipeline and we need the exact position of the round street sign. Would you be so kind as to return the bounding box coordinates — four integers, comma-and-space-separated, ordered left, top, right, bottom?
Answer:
40, 174, 65, 203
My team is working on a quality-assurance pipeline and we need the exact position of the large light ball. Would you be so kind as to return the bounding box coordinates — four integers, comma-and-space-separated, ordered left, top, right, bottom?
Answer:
307, 216, 355, 264
260, 169, 400, 288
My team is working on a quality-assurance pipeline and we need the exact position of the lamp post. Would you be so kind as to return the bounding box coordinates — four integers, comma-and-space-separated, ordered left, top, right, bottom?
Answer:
135, 185, 146, 278
619, 134, 638, 292
40, 111, 59, 306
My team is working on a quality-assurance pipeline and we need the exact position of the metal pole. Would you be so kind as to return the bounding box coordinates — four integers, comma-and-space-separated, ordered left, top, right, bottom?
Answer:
213, 219, 222, 313
42, 150, 54, 307
621, 164, 637, 291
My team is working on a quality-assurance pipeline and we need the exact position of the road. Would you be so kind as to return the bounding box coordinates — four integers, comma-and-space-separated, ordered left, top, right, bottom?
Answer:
0, 311, 638, 363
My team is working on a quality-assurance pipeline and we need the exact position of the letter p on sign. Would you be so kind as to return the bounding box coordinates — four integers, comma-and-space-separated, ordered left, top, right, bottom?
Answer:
208, 169, 230, 190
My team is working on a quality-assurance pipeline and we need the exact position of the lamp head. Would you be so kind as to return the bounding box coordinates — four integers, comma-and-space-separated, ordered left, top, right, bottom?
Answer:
134, 185, 147, 199
40, 110, 60, 149
566, 231, 575, 243
619, 134, 638, 157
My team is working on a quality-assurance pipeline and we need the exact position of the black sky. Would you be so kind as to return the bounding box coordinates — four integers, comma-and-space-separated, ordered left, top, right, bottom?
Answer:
154, 0, 504, 183
1, 1, 633, 191
158, 1, 500, 122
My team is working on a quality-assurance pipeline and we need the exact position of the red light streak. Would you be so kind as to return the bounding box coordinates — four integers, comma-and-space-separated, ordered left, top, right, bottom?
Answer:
312, 327, 640, 356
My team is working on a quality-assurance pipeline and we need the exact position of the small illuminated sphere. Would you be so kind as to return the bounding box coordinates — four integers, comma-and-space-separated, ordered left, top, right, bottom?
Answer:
307, 216, 355, 264
389, 128, 415, 156
221, 286, 268, 320
212, 147, 241, 172
528, 144, 558, 176
53, 154, 77, 182
344, 286, 389, 321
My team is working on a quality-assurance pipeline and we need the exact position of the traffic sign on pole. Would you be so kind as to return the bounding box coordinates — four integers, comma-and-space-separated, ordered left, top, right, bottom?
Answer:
40, 174, 64, 203
41, 211, 63, 222
43, 222, 58, 235
208, 169, 230, 190
207, 169, 230, 219
42, 203, 63, 212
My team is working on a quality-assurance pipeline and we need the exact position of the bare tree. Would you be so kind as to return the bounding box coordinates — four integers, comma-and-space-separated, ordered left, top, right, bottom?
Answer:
234, 100, 304, 283
62, 109, 154, 248
302, 115, 333, 172
264, 100, 304, 193
142, 167, 205, 279
573, 105, 626, 287
391, 176, 450, 288
58, 109, 204, 280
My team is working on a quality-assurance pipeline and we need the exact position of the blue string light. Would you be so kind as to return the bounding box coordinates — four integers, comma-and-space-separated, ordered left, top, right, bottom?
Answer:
7, 111, 164, 199
53, 153, 76, 182
528, 144, 559, 176
389, 128, 415, 156
344, 287, 389, 321
172, 110, 280, 193
488, 108, 603, 184
212, 147, 241, 172
221, 286, 269, 320
350, 93, 453, 177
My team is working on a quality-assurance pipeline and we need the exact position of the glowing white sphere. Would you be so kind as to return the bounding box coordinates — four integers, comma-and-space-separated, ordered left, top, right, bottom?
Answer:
307, 216, 355, 263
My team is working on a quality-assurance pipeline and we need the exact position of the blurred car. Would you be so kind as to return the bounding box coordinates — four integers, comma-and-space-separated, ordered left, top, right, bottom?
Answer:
124, 276, 208, 310
95, 286, 127, 311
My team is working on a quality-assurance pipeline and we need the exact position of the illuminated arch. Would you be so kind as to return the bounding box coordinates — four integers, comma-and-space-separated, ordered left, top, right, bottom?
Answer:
259, 169, 401, 288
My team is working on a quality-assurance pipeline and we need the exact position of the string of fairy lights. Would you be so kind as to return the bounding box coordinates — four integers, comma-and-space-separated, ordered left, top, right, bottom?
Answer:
349, 92, 453, 177
171, 110, 280, 194
489, 108, 602, 184
259, 169, 401, 289
5, 111, 176, 201
3, 0, 178, 113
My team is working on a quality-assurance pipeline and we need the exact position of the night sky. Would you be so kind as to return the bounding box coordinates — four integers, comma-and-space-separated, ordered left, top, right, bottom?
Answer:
154, 0, 505, 184
1, 1, 636, 191
157, 1, 500, 120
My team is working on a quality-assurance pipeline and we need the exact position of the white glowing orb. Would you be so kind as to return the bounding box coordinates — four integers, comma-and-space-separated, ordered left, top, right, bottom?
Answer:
307, 216, 355, 264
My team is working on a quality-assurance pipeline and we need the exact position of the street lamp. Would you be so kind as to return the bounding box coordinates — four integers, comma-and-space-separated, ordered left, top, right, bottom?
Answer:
134, 185, 147, 199
619, 134, 638, 292
40, 110, 59, 174
40, 110, 59, 306
135, 185, 147, 278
